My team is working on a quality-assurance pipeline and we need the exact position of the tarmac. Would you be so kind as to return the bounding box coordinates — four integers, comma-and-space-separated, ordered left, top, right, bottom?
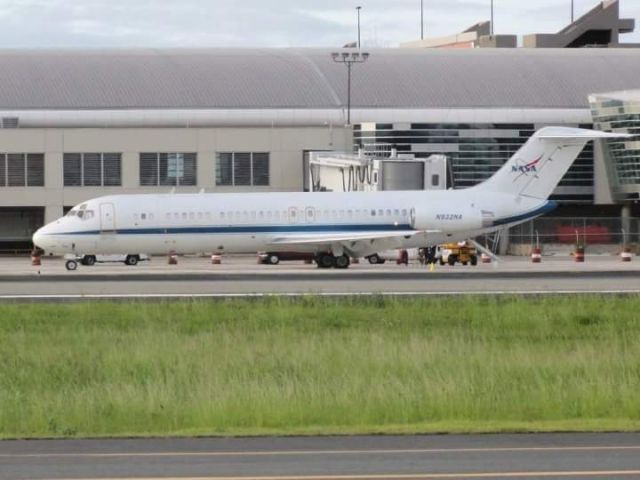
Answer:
0, 254, 638, 299
1, 433, 640, 479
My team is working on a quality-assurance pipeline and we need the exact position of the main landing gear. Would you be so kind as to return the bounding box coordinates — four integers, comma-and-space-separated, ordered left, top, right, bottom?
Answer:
316, 253, 351, 269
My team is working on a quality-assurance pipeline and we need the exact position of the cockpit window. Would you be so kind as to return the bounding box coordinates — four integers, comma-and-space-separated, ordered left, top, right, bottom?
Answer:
66, 210, 77, 217
76, 210, 94, 220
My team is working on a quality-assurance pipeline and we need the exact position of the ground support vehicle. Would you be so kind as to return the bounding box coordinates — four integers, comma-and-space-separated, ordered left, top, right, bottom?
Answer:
65, 254, 150, 271
439, 242, 478, 266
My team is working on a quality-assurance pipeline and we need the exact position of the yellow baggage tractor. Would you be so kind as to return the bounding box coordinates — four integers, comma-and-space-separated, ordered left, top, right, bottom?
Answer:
439, 241, 478, 266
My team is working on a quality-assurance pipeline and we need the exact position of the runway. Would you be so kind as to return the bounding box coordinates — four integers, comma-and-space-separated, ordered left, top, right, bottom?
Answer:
0, 256, 638, 299
2, 433, 640, 479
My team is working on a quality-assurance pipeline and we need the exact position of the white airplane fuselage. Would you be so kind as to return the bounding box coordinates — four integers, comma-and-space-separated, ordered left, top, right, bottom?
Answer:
33, 189, 551, 258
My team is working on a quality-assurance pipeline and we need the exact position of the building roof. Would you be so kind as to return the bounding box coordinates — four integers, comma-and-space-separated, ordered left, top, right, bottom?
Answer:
0, 48, 639, 111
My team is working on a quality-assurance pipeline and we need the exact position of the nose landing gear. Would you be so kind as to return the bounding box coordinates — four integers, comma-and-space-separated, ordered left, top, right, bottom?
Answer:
65, 259, 78, 271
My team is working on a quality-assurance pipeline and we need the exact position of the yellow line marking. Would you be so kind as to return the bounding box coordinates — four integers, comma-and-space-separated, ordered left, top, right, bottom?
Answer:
37, 470, 640, 480
2, 445, 640, 458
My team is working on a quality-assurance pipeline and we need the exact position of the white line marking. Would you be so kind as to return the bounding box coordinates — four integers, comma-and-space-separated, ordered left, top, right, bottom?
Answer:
4, 445, 640, 458
35, 469, 640, 479
0, 290, 639, 300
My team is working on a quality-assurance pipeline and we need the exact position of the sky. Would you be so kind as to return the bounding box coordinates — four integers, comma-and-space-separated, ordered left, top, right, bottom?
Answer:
0, 0, 637, 48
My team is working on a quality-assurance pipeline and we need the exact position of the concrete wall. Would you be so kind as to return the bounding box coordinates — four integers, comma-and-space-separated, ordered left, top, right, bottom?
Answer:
0, 126, 352, 225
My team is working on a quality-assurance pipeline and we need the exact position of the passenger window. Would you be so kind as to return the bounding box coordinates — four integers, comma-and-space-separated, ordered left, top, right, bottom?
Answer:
394, 209, 399, 216
189, 212, 194, 220
198, 212, 203, 220
348, 210, 353, 218
386, 209, 391, 216
182, 212, 187, 220
378, 209, 384, 217
371, 209, 376, 216
259, 211, 264, 219
165, 213, 171, 220
220, 212, 225, 219
141, 213, 147, 220
402, 209, 407, 216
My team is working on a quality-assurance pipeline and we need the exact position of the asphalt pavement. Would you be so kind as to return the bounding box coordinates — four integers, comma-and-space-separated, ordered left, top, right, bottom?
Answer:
0, 255, 638, 299
1, 433, 640, 479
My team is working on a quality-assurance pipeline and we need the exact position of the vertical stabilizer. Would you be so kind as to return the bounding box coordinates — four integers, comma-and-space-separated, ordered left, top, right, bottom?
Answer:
474, 127, 628, 200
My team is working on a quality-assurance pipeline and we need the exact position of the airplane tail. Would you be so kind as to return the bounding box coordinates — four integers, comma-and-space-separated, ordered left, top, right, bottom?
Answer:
474, 127, 626, 200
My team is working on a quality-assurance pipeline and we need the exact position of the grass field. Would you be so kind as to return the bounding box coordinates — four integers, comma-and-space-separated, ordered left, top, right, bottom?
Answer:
1, 295, 639, 439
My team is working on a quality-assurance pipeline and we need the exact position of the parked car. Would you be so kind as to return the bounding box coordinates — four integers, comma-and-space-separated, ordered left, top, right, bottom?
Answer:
366, 249, 420, 265
257, 251, 315, 265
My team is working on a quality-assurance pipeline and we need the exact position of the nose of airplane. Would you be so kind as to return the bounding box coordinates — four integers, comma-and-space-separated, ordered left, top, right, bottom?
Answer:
32, 228, 44, 249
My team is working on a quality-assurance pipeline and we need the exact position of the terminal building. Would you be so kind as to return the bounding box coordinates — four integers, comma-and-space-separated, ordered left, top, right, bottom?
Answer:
0, 45, 639, 249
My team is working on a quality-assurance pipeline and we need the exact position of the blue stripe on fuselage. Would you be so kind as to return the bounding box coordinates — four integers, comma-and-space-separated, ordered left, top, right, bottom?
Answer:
47, 223, 415, 236
491, 201, 557, 227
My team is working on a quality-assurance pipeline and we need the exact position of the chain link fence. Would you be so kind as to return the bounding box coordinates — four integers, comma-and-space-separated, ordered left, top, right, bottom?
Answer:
506, 217, 639, 255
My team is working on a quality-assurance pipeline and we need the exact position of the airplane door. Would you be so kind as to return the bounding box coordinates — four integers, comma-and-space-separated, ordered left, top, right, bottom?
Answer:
288, 207, 299, 224
100, 203, 116, 231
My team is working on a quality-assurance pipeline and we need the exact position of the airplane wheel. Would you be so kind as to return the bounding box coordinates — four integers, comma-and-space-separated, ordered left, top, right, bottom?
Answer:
83, 255, 96, 266
65, 260, 78, 271
368, 254, 381, 264
335, 255, 350, 269
317, 253, 335, 269
125, 255, 139, 266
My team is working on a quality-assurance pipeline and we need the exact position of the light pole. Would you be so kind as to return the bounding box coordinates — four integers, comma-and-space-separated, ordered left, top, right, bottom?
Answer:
421, 0, 424, 40
490, 0, 494, 36
571, 0, 574, 22
331, 51, 369, 126
356, 6, 362, 49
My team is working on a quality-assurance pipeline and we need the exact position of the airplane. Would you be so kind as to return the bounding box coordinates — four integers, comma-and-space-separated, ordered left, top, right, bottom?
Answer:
32, 127, 627, 271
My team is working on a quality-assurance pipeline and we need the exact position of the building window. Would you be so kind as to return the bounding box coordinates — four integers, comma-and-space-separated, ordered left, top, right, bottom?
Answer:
0, 153, 44, 187
64, 153, 122, 187
140, 153, 196, 186
216, 152, 270, 186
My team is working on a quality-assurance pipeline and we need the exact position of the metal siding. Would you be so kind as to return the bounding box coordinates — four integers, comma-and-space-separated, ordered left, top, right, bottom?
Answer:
0, 49, 638, 110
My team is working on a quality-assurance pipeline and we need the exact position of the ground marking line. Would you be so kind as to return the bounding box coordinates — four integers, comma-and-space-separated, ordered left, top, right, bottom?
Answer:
4, 445, 640, 458
0, 289, 639, 300
37, 470, 640, 480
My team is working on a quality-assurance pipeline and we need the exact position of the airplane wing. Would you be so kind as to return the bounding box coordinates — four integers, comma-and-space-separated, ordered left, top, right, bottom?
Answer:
269, 230, 421, 245
268, 229, 440, 256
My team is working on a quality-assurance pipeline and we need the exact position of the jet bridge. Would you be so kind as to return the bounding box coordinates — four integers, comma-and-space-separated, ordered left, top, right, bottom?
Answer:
305, 150, 448, 193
